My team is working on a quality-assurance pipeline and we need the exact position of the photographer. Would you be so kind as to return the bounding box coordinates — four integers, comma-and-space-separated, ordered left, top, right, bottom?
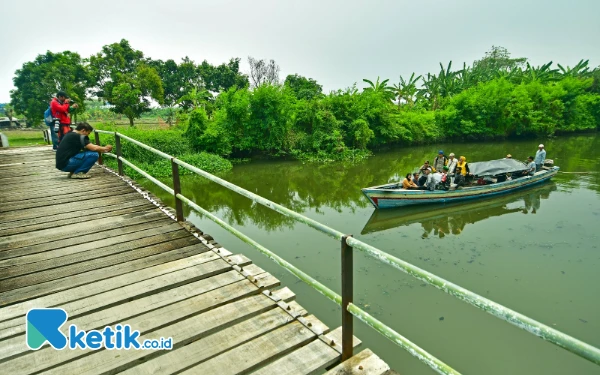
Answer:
50, 90, 78, 144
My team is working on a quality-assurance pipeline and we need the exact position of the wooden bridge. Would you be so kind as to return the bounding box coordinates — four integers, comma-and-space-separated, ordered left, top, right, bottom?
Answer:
0, 146, 395, 375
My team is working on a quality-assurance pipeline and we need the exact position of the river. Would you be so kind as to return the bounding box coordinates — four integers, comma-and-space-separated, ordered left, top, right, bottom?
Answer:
141, 133, 600, 375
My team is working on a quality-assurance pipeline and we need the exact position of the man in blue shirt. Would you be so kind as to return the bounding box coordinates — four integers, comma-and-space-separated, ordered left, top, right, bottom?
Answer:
524, 156, 536, 176
534, 144, 546, 171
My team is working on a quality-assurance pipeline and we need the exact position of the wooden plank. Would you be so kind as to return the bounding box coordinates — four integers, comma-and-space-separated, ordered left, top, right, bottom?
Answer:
324, 349, 391, 375
0, 187, 135, 213
0, 173, 114, 191
0, 200, 153, 237
0, 184, 133, 207
0, 222, 182, 268
0, 169, 105, 185
0, 260, 237, 361
0, 249, 218, 327
0, 244, 207, 307
180, 320, 318, 375
0, 180, 122, 201
120, 307, 298, 375
0, 219, 167, 262
0, 226, 188, 279
0, 235, 202, 292
0, 198, 150, 231
251, 336, 341, 375
0, 210, 168, 251
0, 192, 149, 223
4, 279, 282, 374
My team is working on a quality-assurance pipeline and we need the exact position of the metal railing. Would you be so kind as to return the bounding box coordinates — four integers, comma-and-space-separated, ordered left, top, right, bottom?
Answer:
94, 130, 600, 374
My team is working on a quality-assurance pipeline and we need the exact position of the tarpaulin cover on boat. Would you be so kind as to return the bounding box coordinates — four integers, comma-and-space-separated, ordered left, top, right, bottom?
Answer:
468, 159, 528, 176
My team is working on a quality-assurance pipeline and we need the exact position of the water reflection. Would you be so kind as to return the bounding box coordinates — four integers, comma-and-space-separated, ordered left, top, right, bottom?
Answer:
361, 183, 557, 237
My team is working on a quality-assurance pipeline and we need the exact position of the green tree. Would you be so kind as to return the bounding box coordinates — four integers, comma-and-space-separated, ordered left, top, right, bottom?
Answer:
284, 74, 323, 100
362, 77, 395, 101
392, 72, 421, 108
199, 58, 249, 92
3, 104, 16, 127
89, 39, 164, 126
10, 51, 89, 125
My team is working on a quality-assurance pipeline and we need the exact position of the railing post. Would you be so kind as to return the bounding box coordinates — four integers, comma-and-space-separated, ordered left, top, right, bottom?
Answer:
171, 158, 184, 222
341, 234, 353, 361
94, 131, 103, 165
114, 132, 123, 176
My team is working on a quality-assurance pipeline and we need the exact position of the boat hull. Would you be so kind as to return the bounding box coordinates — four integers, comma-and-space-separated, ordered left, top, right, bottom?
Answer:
362, 167, 559, 209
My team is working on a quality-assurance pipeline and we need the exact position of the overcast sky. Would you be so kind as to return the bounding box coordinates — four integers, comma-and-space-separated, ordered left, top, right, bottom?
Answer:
1, 0, 599, 103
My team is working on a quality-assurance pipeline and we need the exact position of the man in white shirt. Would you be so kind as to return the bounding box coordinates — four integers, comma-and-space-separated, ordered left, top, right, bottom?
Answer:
446, 153, 458, 175
534, 144, 546, 171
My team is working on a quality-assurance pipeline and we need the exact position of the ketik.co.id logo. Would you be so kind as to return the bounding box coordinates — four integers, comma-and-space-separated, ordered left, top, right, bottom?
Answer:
26, 308, 172, 350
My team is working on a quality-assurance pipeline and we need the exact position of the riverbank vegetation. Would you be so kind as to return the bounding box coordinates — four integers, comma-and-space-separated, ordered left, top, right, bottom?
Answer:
7, 42, 600, 163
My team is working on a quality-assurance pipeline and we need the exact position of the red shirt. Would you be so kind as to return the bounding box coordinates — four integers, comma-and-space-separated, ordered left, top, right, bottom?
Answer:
50, 97, 71, 124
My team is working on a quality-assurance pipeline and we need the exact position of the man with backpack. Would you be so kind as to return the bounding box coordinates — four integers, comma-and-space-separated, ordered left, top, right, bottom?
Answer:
50, 91, 78, 146
56, 122, 112, 179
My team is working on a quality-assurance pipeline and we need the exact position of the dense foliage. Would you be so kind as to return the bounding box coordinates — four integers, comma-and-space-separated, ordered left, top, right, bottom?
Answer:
8, 44, 600, 161
95, 123, 232, 178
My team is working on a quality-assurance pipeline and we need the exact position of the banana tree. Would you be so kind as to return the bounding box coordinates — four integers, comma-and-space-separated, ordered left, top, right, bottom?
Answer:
363, 77, 395, 101
392, 72, 422, 107
521, 62, 559, 83
558, 59, 590, 78
418, 73, 441, 110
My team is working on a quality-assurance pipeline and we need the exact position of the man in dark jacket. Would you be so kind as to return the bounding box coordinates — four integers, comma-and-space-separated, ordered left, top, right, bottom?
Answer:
56, 122, 112, 179
50, 91, 78, 144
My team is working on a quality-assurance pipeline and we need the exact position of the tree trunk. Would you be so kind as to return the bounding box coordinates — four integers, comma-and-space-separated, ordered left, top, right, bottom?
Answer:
129, 116, 134, 127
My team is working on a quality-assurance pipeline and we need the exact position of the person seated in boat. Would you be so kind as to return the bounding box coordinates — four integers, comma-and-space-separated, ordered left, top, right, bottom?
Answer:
420, 161, 432, 174
522, 156, 536, 176
505, 154, 512, 159
455, 156, 470, 186
418, 169, 429, 187
427, 170, 442, 191
433, 150, 447, 172
412, 172, 421, 186
439, 166, 451, 190
402, 173, 419, 189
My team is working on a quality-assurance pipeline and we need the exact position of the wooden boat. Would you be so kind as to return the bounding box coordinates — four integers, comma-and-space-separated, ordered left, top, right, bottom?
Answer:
361, 183, 556, 234
362, 159, 559, 209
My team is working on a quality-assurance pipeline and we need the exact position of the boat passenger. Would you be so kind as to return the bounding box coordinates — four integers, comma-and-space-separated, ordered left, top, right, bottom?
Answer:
505, 154, 512, 159
433, 150, 447, 172
418, 169, 430, 187
420, 161, 432, 174
523, 156, 536, 176
455, 156, 470, 186
446, 153, 457, 175
427, 170, 441, 191
412, 172, 421, 186
535, 144, 546, 171
439, 166, 451, 190
402, 173, 419, 189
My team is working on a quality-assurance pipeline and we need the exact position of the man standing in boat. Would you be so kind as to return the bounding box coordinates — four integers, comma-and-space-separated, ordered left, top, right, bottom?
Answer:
535, 144, 546, 171
433, 150, 447, 172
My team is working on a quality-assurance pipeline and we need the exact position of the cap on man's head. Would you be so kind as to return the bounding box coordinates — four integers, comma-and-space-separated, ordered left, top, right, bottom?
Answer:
438, 150, 444, 154
538, 144, 544, 148
57, 91, 69, 98
449, 153, 455, 157
506, 154, 512, 158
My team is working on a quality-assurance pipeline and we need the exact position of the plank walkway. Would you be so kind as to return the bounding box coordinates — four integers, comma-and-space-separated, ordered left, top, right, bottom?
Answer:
0, 146, 395, 375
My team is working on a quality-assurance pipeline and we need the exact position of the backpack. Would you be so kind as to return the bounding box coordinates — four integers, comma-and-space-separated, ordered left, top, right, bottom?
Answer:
44, 106, 53, 126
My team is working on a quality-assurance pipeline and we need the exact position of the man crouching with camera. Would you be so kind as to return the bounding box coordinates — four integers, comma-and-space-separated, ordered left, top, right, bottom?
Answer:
55, 122, 112, 179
